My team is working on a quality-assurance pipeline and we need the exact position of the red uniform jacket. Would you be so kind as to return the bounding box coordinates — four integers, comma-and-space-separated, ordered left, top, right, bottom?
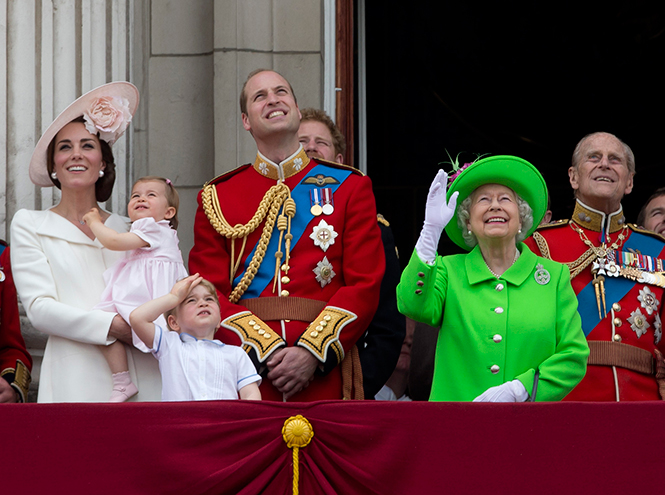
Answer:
525, 201, 665, 401
189, 148, 385, 401
0, 244, 33, 402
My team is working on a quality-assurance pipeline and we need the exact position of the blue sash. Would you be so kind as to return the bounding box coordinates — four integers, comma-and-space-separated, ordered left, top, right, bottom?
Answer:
578, 231, 665, 336
235, 165, 352, 299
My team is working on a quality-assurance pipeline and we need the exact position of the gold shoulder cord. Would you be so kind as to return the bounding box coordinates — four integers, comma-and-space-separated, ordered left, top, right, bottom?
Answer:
532, 230, 596, 280
202, 182, 295, 303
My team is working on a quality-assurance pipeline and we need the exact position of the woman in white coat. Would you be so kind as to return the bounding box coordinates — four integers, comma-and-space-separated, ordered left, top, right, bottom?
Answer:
11, 82, 161, 402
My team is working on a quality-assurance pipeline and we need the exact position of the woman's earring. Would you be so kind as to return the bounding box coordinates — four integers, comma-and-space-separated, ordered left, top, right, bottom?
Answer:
51, 172, 57, 180
467, 230, 471, 235
99, 170, 105, 178
518, 228, 522, 234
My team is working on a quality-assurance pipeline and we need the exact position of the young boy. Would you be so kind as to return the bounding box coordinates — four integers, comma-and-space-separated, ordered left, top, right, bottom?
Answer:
130, 274, 261, 401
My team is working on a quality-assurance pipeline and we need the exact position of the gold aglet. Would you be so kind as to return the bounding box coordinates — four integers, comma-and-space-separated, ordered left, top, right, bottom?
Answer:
597, 275, 607, 318
593, 277, 602, 319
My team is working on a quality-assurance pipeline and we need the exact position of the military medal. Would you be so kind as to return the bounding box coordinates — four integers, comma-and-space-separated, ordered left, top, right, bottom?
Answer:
534, 264, 550, 285
310, 219, 338, 252
638, 286, 660, 315
322, 188, 334, 215
627, 308, 650, 338
313, 256, 336, 287
655, 314, 662, 345
310, 189, 323, 216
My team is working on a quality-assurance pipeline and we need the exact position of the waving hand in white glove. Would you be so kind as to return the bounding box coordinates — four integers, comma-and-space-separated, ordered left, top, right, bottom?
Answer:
415, 169, 459, 264
472, 379, 529, 402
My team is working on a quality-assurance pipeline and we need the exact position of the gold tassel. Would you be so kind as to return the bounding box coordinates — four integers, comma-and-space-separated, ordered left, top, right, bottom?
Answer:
282, 415, 314, 495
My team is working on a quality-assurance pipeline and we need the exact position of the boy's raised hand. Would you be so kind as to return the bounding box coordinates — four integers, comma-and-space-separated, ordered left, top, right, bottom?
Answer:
170, 274, 203, 303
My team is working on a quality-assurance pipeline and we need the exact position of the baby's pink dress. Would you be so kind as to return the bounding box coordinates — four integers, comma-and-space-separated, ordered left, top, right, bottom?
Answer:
95, 217, 188, 352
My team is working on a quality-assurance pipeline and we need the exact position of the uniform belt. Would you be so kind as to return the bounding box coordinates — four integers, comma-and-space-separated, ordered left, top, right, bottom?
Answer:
587, 341, 656, 375
241, 297, 326, 322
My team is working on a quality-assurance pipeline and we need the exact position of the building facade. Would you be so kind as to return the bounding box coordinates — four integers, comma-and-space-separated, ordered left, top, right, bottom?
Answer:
2, 0, 337, 400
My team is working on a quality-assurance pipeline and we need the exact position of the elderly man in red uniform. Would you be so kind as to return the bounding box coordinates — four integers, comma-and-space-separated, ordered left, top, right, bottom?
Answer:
189, 69, 384, 401
524, 132, 665, 401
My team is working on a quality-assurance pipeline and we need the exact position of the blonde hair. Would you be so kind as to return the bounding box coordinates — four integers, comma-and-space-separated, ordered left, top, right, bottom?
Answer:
164, 278, 220, 331
132, 176, 180, 229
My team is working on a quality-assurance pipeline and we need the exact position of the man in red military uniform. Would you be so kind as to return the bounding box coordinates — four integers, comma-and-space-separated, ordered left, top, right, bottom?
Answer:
0, 243, 32, 402
524, 132, 665, 401
189, 69, 385, 401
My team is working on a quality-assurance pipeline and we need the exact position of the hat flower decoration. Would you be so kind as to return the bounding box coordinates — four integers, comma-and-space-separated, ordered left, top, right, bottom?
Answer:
83, 95, 133, 145
442, 151, 488, 185
28, 81, 139, 188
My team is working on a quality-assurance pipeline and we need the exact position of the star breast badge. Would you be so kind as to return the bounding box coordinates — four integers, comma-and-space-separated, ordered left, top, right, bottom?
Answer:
313, 257, 336, 287
310, 219, 338, 252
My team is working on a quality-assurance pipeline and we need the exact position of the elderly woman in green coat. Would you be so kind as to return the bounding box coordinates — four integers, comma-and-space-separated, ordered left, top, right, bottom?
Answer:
397, 155, 589, 402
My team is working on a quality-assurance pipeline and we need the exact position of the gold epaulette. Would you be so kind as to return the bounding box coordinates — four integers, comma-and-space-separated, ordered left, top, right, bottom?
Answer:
628, 223, 665, 242
312, 157, 365, 176
535, 218, 569, 230
377, 213, 390, 227
202, 164, 252, 188
297, 307, 357, 364
221, 312, 286, 363
531, 220, 568, 260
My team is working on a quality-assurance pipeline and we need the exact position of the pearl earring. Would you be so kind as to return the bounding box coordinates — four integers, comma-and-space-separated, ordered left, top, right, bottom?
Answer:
51, 172, 57, 180
99, 170, 105, 178
518, 228, 522, 234
467, 230, 471, 235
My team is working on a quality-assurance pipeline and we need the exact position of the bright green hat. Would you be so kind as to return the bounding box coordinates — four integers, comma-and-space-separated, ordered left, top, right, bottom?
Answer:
444, 155, 548, 250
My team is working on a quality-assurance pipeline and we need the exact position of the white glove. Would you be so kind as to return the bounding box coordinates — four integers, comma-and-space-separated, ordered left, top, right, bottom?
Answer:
415, 170, 459, 264
472, 379, 529, 402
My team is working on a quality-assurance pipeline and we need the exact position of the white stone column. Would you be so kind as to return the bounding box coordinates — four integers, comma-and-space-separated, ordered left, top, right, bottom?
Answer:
6, 0, 37, 235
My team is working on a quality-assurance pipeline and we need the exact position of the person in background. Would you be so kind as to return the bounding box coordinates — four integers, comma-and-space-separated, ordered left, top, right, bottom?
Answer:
541, 193, 553, 225
525, 132, 665, 401
636, 187, 665, 236
298, 107, 405, 399
11, 82, 161, 402
0, 242, 32, 403
398, 155, 588, 401
189, 70, 384, 401
374, 318, 414, 401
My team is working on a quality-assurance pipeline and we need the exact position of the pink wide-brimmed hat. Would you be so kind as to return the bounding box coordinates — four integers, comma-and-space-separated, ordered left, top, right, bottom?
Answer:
29, 81, 139, 187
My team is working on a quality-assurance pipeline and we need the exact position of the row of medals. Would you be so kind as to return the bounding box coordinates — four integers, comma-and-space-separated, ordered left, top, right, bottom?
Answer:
310, 188, 334, 216
594, 254, 665, 288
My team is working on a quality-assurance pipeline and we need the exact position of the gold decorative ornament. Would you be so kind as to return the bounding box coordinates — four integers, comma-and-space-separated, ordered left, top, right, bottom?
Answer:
202, 181, 295, 303
282, 415, 314, 495
569, 220, 628, 317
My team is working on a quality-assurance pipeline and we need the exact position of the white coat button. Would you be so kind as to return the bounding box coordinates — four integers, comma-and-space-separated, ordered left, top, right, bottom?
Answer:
494, 307, 504, 314
490, 365, 500, 374
493, 334, 502, 343
495, 283, 504, 291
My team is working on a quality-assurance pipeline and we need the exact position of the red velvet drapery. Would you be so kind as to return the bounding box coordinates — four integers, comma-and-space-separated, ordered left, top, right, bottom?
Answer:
3, 400, 662, 494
